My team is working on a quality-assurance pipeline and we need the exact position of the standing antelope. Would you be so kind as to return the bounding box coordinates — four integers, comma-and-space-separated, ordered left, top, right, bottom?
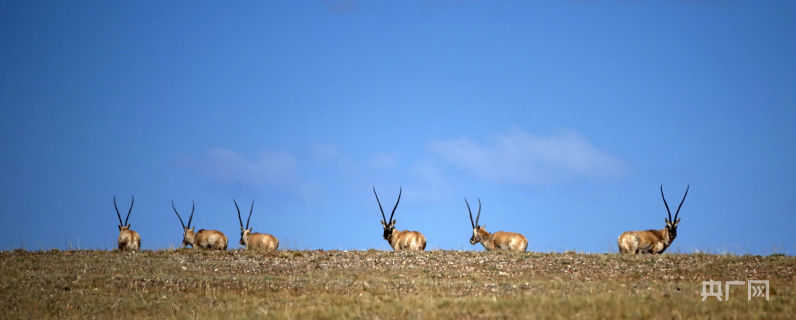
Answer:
114, 195, 141, 251
234, 199, 278, 251
465, 197, 528, 251
172, 200, 228, 250
373, 187, 426, 251
618, 185, 689, 254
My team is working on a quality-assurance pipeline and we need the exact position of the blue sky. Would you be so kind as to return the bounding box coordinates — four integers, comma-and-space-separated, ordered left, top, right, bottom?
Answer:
1, 1, 794, 254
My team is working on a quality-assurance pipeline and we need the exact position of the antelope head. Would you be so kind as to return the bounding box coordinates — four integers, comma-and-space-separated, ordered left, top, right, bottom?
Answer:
172, 200, 196, 248
234, 199, 255, 246
373, 186, 401, 240
661, 184, 689, 242
113, 195, 134, 231
465, 197, 484, 245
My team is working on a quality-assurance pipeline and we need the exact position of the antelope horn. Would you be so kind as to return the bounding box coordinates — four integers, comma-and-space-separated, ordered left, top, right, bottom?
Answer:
172, 200, 186, 229
246, 200, 254, 230
465, 198, 475, 228
123, 195, 134, 226
476, 197, 482, 227
373, 187, 387, 223
187, 200, 195, 229
673, 184, 689, 222
388, 187, 401, 224
660, 185, 672, 222
234, 199, 244, 229
113, 196, 124, 226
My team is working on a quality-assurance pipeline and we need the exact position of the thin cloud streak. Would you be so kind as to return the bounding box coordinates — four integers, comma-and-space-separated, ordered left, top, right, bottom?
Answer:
427, 129, 627, 185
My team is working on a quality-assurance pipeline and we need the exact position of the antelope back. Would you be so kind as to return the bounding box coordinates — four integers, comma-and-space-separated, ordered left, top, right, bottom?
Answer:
392, 230, 426, 251
118, 229, 141, 251
247, 233, 279, 251
618, 229, 669, 254
491, 231, 528, 251
195, 229, 228, 250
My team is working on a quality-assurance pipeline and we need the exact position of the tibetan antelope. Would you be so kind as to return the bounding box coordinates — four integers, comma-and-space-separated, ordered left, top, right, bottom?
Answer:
113, 195, 141, 251
234, 199, 279, 251
373, 187, 426, 251
466, 198, 528, 251
172, 200, 228, 250
618, 185, 690, 254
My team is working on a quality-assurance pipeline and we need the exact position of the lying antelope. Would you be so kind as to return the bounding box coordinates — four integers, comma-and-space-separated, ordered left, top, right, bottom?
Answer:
618, 185, 689, 254
172, 200, 228, 250
373, 187, 426, 251
234, 199, 278, 251
114, 195, 141, 251
466, 197, 528, 251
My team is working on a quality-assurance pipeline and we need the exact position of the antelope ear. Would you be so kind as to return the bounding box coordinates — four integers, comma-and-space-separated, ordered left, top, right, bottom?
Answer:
391, 220, 397, 226
665, 218, 670, 225
380, 220, 386, 227
674, 218, 681, 226
118, 225, 122, 231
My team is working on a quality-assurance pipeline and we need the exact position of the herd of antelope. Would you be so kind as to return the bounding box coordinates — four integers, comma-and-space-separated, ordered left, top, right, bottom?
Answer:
113, 184, 690, 255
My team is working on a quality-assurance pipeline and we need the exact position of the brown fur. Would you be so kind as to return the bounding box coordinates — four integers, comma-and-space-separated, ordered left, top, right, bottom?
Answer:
374, 187, 426, 251
386, 227, 426, 251
117, 226, 141, 251
618, 225, 675, 254
471, 226, 527, 251
183, 228, 227, 250
618, 185, 688, 254
114, 196, 139, 251
241, 230, 279, 251
234, 199, 278, 251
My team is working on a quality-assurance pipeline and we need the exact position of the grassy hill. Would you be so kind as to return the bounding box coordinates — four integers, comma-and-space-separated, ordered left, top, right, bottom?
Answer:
1, 249, 793, 319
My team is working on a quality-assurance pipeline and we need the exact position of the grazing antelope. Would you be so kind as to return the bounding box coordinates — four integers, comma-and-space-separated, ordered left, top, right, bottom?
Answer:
465, 198, 528, 251
113, 195, 141, 251
234, 199, 278, 251
172, 200, 228, 250
373, 187, 426, 251
618, 185, 690, 254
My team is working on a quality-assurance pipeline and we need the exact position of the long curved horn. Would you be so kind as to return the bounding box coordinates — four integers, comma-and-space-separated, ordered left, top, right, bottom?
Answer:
124, 195, 134, 226
465, 198, 475, 228
373, 187, 387, 223
660, 185, 672, 222
172, 200, 186, 229
246, 200, 254, 230
234, 199, 244, 229
113, 196, 124, 226
187, 200, 195, 229
674, 184, 689, 221
476, 197, 482, 227
388, 187, 401, 224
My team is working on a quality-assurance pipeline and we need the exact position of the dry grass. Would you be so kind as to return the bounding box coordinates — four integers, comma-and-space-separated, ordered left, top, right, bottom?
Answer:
0, 249, 793, 319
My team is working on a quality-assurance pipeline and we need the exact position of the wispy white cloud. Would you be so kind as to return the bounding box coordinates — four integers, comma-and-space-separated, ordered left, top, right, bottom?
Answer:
427, 129, 627, 185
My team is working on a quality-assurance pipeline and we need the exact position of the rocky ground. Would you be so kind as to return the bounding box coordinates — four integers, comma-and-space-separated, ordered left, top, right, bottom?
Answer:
0, 249, 793, 319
